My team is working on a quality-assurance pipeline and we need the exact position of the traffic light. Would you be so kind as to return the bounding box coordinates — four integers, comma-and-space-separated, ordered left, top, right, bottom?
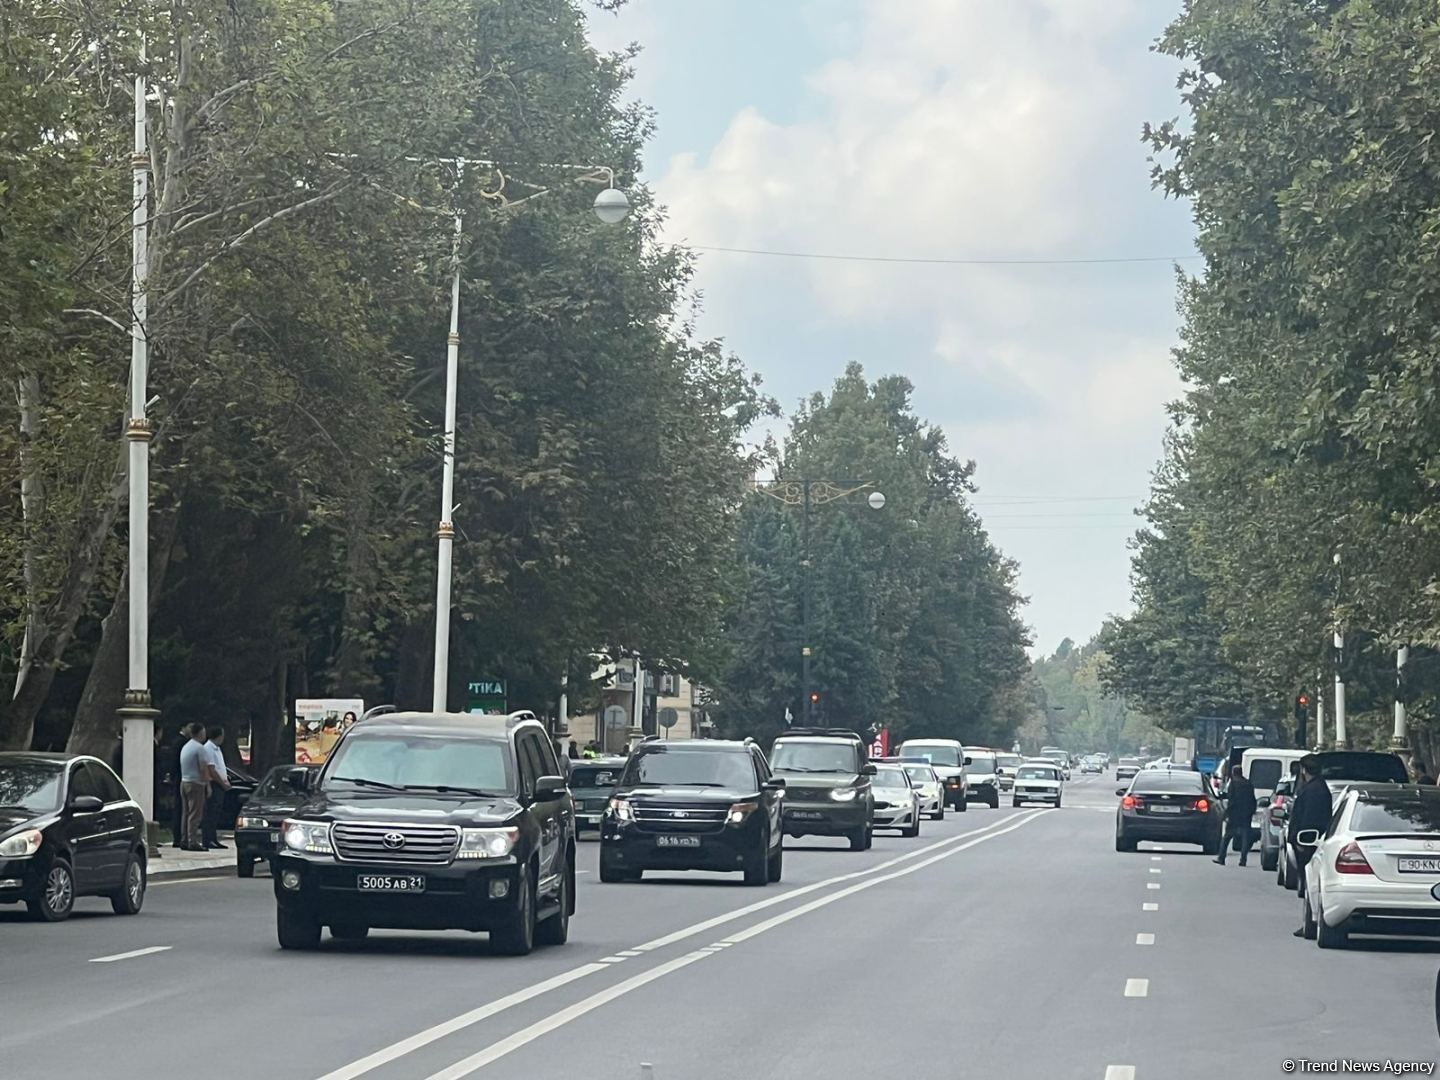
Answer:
1293, 692, 1310, 748
809, 691, 821, 706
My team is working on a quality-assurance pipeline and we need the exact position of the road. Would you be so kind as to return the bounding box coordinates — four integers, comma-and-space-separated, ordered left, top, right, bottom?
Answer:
3, 775, 1436, 1080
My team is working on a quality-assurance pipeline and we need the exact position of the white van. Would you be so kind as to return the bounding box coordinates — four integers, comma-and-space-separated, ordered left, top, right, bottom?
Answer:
1240, 747, 1307, 799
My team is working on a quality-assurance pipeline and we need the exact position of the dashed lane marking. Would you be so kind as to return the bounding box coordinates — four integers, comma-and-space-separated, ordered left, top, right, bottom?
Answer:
1148, 868, 1161, 874
89, 946, 173, 963
1105, 1067, 1137, 1080
1135, 933, 1154, 946
1142, 902, 1158, 911
1124, 978, 1149, 998
1146, 882, 1160, 890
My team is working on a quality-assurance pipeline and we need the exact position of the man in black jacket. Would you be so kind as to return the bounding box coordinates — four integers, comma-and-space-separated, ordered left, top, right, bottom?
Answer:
1288, 754, 1334, 935
1214, 766, 1257, 866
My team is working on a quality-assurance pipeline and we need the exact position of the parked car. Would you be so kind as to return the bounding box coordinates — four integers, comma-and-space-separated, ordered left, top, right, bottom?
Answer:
1012, 762, 1064, 808
1115, 768, 1221, 853
0, 752, 147, 921
899, 762, 945, 820
962, 750, 1001, 809
220, 765, 259, 829
568, 756, 628, 833
234, 764, 319, 877
1081, 756, 1103, 774
895, 739, 968, 811
868, 763, 921, 837
1298, 784, 1440, 948
772, 728, 875, 850
1279, 751, 1412, 891
1260, 775, 1296, 874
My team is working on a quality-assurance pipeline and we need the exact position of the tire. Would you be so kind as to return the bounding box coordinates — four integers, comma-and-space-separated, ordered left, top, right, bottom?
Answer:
901, 812, 920, 839
848, 826, 868, 851
989, 794, 1000, 809
1316, 906, 1349, 950
1301, 894, 1317, 940
237, 855, 256, 879
491, 863, 536, 955
1054, 796, 1062, 809
766, 841, 784, 884
276, 905, 321, 950
599, 852, 625, 883
862, 826, 873, 851
330, 923, 369, 941
1202, 832, 1220, 856
28, 858, 74, 922
742, 837, 770, 886
1012, 797, 1022, 807
1277, 859, 1286, 888
929, 807, 944, 821
535, 860, 572, 947
110, 852, 146, 915
1261, 845, 1278, 873
954, 796, 968, 813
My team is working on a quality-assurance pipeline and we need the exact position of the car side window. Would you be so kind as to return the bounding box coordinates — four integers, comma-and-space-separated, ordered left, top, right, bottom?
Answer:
515, 735, 541, 799
1327, 799, 1348, 838
88, 762, 128, 804
533, 734, 562, 779
68, 762, 102, 803
752, 749, 770, 782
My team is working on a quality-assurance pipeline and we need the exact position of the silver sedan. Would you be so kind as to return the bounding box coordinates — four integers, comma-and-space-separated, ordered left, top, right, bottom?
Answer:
902, 763, 945, 820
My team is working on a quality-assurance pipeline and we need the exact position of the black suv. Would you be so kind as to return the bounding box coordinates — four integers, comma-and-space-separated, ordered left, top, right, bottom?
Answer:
769, 728, 876, 850
272, 711, 576, 956
599, 739, 785, 885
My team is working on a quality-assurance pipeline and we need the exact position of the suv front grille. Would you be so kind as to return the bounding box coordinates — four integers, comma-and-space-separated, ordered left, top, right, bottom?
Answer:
632, 804, 729, 834
331, 822, 460, 865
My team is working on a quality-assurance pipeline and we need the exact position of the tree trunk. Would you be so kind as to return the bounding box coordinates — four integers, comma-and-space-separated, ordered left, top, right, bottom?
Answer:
249, 656, 290, 775
65, 501, 183, 758
14, 371, 43, 704
330, 492, 382, 697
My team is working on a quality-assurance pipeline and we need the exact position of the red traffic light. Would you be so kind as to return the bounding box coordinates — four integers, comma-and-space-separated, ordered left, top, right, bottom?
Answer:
809, 692, 821, 704
1297, 693, 1310, 707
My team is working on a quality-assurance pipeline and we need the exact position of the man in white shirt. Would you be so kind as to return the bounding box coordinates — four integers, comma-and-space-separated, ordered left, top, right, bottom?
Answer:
202, 726, 233, 850
178, 723, 209, 851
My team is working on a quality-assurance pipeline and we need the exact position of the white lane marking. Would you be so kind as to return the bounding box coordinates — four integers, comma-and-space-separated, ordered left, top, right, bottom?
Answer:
1150, 855, 1162, 862
1142, 902, 1158, 911
314, 965, 608, 1080
421, 811, 1047, 1079
598, 956, 625, 963
1105, 1067, 1136, 1080
425, 951, 713, 1080
1124, 978, 1149, 998
322, 809, 1044, 1080
1145, 882, 1160, 890
1148, 868, 1161, 874
1135, 933, 1155, 946
632, 809, 1043, 954
615, 950, 641, 957
89, 945, 172, 963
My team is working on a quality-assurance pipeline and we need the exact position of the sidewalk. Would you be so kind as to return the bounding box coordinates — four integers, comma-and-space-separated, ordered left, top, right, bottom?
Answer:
147, 832, 240, 876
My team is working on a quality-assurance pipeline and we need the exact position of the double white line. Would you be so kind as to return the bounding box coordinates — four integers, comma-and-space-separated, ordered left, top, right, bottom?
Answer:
320, 808, 1047, 1080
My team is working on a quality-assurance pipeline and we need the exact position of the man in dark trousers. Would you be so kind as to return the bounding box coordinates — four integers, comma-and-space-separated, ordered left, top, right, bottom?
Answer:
1214, 765, 1257, 865
1289, 754, 1334, 935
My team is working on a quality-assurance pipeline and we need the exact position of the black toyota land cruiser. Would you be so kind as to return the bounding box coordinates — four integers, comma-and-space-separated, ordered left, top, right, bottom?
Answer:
599, 738, 785, 886
271, 711, 575, 956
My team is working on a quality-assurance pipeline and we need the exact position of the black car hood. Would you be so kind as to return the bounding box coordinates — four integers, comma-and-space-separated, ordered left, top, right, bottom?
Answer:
238, 795, 307, 818
294, 792, 522, 826
623, 786, 752, 803
0, 807, 49, 835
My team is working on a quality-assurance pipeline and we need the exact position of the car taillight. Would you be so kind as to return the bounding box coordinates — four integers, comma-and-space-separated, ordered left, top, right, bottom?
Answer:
1194, 798, 1209, 813
1335, 841, 1374, 875
1122, 795, 1137, 809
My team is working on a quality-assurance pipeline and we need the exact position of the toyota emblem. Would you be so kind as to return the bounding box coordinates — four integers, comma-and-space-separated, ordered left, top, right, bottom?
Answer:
381, 831, 406, 850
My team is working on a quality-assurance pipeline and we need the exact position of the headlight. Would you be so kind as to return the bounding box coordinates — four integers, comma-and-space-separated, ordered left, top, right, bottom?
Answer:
727, 801, 759, 825
458, 827, 519, 860
829, 787, 859, 802
282, 820, 333, 855
236, 816, 267, 829
608, 796, 635, 822
0, 828, 43, 859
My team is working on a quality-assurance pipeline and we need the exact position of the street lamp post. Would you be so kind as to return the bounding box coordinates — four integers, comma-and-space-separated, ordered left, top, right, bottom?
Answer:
752, 479, 886, 725
427, 159, 629, 712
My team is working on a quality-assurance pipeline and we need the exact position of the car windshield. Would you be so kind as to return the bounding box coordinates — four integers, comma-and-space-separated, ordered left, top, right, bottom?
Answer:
898, 744, 961, 767
770, 741, 858, 773
872, 766, 910, 787
255, 768, 304, 797
903, 765, 937, 783
625, 749, 756, 789
570, 766, 622, 789
1132, 773, 1207, 794
1016, 766, 1057, 780
1351, 793, 1440, 834
968, 753, 997, 772
0, 761, 65, 814
996, 755, 1022, 769
1317, 753, 1409, 784
322, 733, 514, 794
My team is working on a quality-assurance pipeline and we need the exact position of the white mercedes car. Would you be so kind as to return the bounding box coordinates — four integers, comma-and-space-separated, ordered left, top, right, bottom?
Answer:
1299, 784, 1440, 948
869, 763, 921, 837
900, 762, 945, 820
1012, 761, 1064, 808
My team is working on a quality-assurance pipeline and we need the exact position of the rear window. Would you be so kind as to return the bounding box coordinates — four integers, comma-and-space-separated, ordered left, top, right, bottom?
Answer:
1119, 758, 1141, 767
967, 753, 997, 772
1131, 772, 1208, 795
1317, 752, 1408, 784
1248, 759, 1283, 792
1351, 794, 1440, 835
570, 766, 621, 789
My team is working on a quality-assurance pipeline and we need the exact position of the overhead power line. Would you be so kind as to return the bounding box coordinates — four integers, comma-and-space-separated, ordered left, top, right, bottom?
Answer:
681, 244, 1201, 267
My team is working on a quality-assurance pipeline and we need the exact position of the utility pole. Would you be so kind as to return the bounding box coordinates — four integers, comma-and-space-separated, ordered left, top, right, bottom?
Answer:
1314, 681, 1325, 751
1332, 551, 1347, 750
1393, 645, 1409, 750
119, 45, 159, 837
429, 168, 463, 712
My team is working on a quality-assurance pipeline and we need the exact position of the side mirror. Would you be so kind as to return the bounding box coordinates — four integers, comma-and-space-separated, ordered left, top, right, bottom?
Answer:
1115, 787, 1128, 797
963, 756, 973, 766
68, 795, 104, 814
763, 777, 786, 790
284, 766, 313, 794
534, 775, 567, 802
1257, 795, 1272, 808
862, 763, 878, 776
1295, 828, 1320, 848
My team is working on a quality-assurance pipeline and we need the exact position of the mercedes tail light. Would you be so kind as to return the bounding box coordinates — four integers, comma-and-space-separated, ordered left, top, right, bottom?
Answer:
1334, 841, 1374, 875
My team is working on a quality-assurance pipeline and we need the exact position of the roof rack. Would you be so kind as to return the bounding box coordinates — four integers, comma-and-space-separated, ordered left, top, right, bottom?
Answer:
505, 710, 539, 728
778, 727, 864, 740
360, 705, 396, 722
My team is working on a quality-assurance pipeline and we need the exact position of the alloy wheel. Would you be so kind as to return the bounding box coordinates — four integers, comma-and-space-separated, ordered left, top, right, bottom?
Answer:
46, 865, 73, 915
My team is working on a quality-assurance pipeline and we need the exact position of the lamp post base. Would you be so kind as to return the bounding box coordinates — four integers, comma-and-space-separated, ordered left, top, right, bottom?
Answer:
118, 699, 160, 859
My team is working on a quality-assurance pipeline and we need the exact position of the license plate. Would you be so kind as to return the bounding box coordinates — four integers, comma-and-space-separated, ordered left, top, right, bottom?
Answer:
656, 835, 700, 848
788, 810, 824, 820
269, 831, 280, 843
356, 873, 426, 892
1149, 805, 1182, 814
1397, 857, 1440, 873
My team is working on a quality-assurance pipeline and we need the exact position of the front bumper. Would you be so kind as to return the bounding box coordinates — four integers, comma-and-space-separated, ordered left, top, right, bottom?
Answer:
0, 855, 42, 902
1013, 787, 1061, 803
998, 774, 1015, 790
782, 801, 868, 837
273, 852, 520, 932
236, 826, 281, 860
872, 802, 916, 827
966, 780, 999, 802
601, 818, 763, 873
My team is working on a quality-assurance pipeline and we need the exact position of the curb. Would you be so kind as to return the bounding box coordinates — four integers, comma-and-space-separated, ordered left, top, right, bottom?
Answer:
148, 855, 236, 876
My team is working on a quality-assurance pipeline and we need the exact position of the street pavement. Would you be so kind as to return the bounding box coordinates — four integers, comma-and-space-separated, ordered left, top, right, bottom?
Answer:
3, 775, 1437, 1080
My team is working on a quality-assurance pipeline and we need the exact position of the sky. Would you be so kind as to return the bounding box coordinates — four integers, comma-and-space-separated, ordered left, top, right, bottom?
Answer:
584, 0, 1197, 657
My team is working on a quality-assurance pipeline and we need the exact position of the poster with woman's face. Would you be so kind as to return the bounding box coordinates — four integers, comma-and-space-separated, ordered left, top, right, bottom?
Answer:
294, 698, 365, 764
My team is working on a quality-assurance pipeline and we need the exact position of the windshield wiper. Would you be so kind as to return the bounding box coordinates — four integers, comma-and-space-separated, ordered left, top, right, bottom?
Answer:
330, 776, 404, 791
399, 784, 501, 798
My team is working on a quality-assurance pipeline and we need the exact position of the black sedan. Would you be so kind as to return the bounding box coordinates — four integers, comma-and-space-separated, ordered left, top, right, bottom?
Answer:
233, 765, 317, 877
1115, 768, 1222, 854
0, 752, 148, 921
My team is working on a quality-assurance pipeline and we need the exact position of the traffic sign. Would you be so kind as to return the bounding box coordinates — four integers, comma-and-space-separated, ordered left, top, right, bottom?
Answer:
659, 707, 678, 730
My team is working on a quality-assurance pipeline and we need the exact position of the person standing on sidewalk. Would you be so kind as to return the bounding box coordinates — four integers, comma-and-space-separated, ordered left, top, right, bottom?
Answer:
1214, 765, 1257, 865
201, 725, 232, 850
179, 723, 209, 851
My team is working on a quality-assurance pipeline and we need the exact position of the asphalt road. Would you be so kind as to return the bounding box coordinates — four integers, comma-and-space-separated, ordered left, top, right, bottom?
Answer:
3, 775, 1437, 1080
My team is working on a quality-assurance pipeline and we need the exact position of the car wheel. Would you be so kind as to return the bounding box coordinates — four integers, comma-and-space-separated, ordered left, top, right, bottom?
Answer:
535, 860, 572, 947
330, 923, 369, 941
847, 826, 869, 851
1260, 845, 1278, 873
491, 863, 536, 955
276, 905, 321, 950
237, 854, 256, 879
1012, 797, 1022, 807
110, 852, 146, 915
989, 794, 1000, 809
1276, 858, 1286, 888
930, 806, 944, 821
901, 812, 920, 839
742, 837, 770, 886
599, 850, 627, 883
767, 841, 784, 884
1053, 796, 1062, 809
1301, 893, 1317, 940
28, 858, 74, 922
1316, 904, 1349, 950
862, 826, 873, 851
1201, 832, 1220, 856
954, 796, 968, 813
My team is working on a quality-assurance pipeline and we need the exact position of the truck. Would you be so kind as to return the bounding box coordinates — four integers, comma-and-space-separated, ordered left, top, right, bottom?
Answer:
1171, 736, 1195, 769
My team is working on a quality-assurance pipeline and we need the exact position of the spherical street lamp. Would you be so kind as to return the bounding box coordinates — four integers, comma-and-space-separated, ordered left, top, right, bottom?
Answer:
867, 490, 887, 511
593, 187, 631, 224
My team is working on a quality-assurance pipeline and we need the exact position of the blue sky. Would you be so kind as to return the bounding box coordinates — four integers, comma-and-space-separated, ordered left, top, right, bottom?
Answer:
586, 0, 1198, 656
